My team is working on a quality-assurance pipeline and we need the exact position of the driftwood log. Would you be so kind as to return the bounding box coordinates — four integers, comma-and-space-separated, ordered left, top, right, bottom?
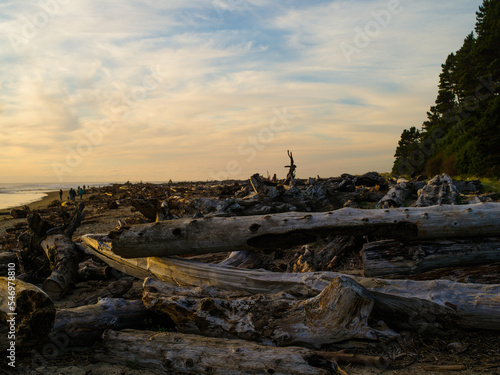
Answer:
52, 298, 147, 346
108, 203, 500, 258
96, 329, 338, 374
41, 234, 79, 300
0, 277, 55, 345
414, 174, 459, 207
376, 180, 414, 208
142, 277, 397, 347
78, 259, 112, 281
81, 235, 500, 331
361, 238, 500, 277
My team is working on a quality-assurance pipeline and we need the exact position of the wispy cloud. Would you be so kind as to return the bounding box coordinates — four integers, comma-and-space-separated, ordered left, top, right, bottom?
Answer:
0, 0, 483, 182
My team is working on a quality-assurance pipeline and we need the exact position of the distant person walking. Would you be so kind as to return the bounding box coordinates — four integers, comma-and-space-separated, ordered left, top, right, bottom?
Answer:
59, 189, 63, 201
69, 188, 76, 201
78, 187, 84, 200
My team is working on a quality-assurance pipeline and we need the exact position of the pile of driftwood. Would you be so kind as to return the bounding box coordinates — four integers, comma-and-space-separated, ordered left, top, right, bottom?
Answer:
2, 174, 500, 374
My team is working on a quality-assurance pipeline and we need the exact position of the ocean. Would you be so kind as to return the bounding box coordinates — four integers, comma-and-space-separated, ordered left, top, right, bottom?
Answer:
0, 183, 108, 210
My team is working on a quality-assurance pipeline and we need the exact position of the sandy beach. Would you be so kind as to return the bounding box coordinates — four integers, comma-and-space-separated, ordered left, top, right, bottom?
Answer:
0, 189, 86, 213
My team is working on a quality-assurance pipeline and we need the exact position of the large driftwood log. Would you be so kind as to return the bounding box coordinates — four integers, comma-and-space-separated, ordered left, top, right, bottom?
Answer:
108, 203, 500, 258
361, 238, 500, 277
41, 234, 79, 300
81, 235, 500, 331
142, 277, 396, 347
52, 298, 147, 346
414, 174, 459, 207
0, 277, 55, 345
96, 329, 338, 374
376, 180, 414, 208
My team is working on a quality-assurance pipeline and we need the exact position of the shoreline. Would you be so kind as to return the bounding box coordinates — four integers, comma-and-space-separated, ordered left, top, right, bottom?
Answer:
0, 190, 72, 214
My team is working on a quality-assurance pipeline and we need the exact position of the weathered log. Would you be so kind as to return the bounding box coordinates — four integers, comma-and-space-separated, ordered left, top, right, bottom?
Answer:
361, 238, 500, 277
317, 351, 391, 368
414, 174, 459, 207
69, 277, 135, 307
376, 180, 414, 208
77, 259, 112, 281
288, 236, 361, 273
0, 276, 55, 345
41, 234, 79, 300
142, 277, 396, 347
52, 298, 147, 346
218, 250, 263, 268
108, 203, 500, 258
96, 329, 338, 374
81, 235, 500, 331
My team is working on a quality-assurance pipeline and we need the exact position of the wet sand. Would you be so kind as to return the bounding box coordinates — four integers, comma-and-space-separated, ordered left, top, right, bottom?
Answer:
0, 190, 78, 213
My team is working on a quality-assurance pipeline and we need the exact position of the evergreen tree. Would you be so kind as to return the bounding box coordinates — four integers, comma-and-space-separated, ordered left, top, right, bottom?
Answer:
392, 0, 500, 177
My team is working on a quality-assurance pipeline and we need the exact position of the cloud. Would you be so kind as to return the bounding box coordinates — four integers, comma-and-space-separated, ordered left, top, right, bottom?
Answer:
0, 0, 484, 182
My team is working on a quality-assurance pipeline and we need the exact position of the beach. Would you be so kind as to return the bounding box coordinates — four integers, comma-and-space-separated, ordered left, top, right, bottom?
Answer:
0, 178, 499, 375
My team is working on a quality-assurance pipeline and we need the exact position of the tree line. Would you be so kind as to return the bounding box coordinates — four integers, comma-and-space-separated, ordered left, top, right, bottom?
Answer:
392, 0, 499, 177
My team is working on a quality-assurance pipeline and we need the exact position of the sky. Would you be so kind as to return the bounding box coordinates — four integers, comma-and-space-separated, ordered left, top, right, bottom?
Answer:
0, 0, 484, 183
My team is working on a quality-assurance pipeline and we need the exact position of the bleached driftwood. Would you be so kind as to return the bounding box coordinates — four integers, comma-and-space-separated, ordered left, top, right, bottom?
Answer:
142, 276, 397, 347
376, 180, 414, 208
109, 203, 500, 258
41, 234, 79, 300
81, 235, 500, 331
0, 277, 55, 345
361, 238, 500, 277
96, 329, 338, 374
52, 298, 147, 346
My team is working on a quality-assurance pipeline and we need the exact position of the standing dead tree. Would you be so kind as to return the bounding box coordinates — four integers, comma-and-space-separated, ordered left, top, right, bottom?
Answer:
284, 150, 296, 185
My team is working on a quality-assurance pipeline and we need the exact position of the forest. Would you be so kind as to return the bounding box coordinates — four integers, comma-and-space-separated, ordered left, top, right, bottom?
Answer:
392, 0, 499, 177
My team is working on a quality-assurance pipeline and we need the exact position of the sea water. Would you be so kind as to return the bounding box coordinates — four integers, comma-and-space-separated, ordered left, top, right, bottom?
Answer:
0, 183, 107, 210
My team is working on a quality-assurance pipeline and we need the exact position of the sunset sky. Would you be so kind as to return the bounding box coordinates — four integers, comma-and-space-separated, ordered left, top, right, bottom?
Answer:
0, 0, 483, 183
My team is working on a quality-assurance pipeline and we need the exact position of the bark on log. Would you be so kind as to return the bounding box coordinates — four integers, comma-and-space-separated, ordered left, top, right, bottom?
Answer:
78, 259, 112, 281
52, 298, 147, 346
142, 277, 397, 347
69, 277, 135, 307
96, 329, 338, 374
317, 351, 391, 368
0, 277, 55, 346
108, 203, 500, 258
414, 174, 459, 207
41, 234, 79, 300
81, 234, 500, 331
361, 238, 500, 277
376, 180, 414, 208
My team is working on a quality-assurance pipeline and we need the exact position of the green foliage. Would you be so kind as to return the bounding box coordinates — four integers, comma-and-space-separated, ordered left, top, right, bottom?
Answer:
392, 0, 500, 177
